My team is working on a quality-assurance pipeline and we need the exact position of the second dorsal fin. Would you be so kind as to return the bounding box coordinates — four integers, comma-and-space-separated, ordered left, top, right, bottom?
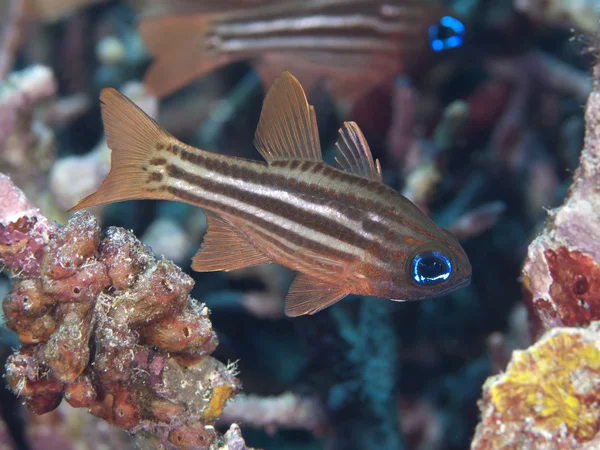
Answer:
334, 122, 382, 182
254, 71, 322, 163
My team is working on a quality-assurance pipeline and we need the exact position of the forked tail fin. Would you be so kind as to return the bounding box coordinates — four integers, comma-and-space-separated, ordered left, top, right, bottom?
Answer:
139, 16, 232, 98
69, 88, 176, 211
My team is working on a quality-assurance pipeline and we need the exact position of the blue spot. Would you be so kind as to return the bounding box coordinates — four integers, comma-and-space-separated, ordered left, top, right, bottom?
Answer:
411, 251, 452, 286
428, 15, 465, 52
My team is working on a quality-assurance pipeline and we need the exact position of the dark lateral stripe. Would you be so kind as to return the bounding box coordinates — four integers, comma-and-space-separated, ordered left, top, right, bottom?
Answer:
221, 1, 439, 31
166, 163, 372, 249
176, 146, 382, 212
244, 222, 391, 282
242, 222, 356, 272
170, 146, 438, 240
166, 185, 357, 262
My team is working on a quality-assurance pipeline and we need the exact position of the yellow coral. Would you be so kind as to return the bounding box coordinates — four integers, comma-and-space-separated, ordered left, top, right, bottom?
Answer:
202, 385, 234, 421
490, 330, 600, 441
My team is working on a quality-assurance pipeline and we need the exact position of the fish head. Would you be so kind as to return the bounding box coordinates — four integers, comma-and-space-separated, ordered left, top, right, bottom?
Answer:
366, 224, 471, 302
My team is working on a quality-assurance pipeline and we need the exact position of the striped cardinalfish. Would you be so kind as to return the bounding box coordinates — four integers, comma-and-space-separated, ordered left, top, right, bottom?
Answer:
70, 72, 471, 317
138, 0, 466, 99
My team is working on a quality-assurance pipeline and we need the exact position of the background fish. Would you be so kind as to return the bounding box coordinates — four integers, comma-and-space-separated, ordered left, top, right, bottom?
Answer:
71, 72, 471, 316
137, 0, 465, 100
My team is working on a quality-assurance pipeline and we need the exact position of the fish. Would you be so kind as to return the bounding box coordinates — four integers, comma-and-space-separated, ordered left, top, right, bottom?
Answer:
137, 0, 466, 100
70, 71, 471, 317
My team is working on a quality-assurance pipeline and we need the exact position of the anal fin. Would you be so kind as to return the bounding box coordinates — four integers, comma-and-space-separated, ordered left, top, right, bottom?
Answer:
192, 212, 272, 272
285, 273, 348, 317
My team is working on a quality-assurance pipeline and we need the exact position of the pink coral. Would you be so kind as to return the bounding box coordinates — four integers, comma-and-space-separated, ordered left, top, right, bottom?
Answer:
1, 174, 244, 449
0, 173, 57, 276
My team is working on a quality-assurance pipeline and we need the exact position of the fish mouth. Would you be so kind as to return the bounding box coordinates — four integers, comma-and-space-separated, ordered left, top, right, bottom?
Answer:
442, 274, 472, 294
389, 275, 471, 302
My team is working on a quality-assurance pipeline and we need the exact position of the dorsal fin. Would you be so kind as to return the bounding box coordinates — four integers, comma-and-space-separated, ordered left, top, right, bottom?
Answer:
285, 274, 348, 317
334, 122, 382, 182
254, 71, 322, 163
192, 212, 272, 272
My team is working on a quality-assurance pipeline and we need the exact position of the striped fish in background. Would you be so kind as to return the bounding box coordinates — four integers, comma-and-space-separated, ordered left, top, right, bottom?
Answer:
71, 72, 471, 316
137, 0, 466, 100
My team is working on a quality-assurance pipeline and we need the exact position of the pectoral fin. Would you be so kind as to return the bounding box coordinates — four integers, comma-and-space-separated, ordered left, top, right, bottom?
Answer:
192, 212, 272, 272
285, 273, 348, 317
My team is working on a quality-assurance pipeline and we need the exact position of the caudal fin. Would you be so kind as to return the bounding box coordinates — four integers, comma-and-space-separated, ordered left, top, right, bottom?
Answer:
69, 88, 176, 211
139, 16, 232, 98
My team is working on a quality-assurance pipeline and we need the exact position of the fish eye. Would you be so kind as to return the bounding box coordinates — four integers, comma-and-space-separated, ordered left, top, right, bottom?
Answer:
410, 251, 452, 286
428, 15, 465, 52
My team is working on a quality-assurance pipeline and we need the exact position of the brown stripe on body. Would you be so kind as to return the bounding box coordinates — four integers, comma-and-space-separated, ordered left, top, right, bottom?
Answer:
208, 0, 441, 56
241, 220, 396, 285
168, 146, 441, 242
165, 163, 372, 249
164, 184, 359, 265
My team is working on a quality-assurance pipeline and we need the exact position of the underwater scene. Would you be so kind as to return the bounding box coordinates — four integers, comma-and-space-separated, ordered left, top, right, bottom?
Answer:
1, 0, 600, 449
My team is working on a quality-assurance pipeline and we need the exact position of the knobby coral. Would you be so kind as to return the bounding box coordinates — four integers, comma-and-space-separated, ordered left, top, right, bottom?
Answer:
522, 63, 600, 330
471, 55, 600, 450
471, 323, 600, 449
0, 173, 246, 450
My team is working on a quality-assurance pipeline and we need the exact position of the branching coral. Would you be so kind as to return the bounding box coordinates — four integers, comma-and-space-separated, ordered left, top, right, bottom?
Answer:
0, 65, 60, 222
471, 323, 600, 449
220, 392, 328, 436
0, 173, 246, 449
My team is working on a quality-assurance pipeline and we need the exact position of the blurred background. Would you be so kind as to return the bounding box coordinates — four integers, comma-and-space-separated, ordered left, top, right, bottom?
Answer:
0, 0, 598, 449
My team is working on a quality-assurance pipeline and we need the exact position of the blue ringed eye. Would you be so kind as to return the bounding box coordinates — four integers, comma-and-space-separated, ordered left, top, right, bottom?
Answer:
411, 251, 452, 286
428, 15, 465, 52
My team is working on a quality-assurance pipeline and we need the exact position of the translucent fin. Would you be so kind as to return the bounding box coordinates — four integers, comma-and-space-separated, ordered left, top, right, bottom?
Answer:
285, 274, 348, 317
334, 122, 382, 182
254, 71, 322, 163
139, 16, 232, 98
69, 88, 177, 211
254, 54, 323, 102
192, 212, 272, 272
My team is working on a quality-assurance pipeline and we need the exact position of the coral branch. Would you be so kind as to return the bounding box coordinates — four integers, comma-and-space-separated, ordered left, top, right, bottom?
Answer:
0, 0, 27, 79
220, 392, 328, 436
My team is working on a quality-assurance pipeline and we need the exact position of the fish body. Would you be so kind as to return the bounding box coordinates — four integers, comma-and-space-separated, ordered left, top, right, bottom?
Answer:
138, 0, 464, 99
72, 72, 471, 316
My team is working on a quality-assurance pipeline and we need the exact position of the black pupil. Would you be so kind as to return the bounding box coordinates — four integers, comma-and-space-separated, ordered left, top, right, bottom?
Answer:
437, 25, 454, 40
418, 257, 445, 278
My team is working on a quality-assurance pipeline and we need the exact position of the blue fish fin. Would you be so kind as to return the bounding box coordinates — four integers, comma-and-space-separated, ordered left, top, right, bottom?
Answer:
192, 212, 272, 272
285, 274, 348, 317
